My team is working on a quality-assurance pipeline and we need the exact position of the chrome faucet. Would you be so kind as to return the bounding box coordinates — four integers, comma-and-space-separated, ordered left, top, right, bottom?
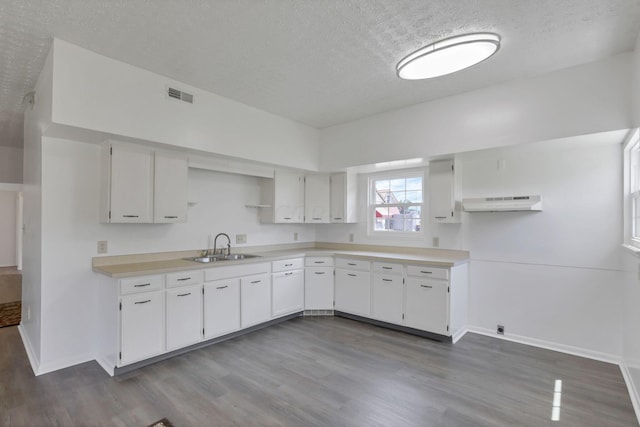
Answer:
213, 233, 231, 256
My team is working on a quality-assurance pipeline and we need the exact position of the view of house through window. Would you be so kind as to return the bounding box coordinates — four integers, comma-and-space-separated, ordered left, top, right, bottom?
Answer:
370, 173, 423, 234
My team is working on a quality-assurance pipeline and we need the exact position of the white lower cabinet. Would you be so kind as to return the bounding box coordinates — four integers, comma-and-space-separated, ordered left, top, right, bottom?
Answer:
372, 274, 404, 325
272, 269, 304, 317
166, 284, 203, 351
241, 273, 272, 328
304, 257, 334, 310
404, 278, 449, 335
334, 259, 371, 316
203, 278, 241, 339
120, 290, 165, 365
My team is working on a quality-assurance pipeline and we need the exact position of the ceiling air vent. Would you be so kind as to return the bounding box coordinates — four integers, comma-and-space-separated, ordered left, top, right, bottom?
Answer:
167, 86, 194, 104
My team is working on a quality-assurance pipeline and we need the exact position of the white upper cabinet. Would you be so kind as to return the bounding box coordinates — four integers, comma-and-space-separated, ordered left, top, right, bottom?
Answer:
100, 141, 188, 224
304, 174, 330, 223
101, 142, 154, 223
330, 172, 358, 223
261, 171, 305, 223
154, 150, 188, 223
429, 159, 461, 224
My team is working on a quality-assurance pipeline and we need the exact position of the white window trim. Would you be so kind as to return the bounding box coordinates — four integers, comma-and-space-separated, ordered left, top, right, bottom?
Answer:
367, 168, 426, 239
623, 128, 640, 255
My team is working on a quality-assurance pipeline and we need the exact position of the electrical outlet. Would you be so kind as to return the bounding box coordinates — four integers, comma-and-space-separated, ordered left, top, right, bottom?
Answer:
432, 237, 440, 247
97, 240, 108, 254
236, 234, 247, 244
349, 233, 354, 243
497, 324, 505, 335
293, 232, 298, 241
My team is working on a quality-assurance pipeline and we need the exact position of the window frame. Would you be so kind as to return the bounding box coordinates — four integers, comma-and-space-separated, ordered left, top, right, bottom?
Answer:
624, 129, 640, 252
367, 168, 426, 239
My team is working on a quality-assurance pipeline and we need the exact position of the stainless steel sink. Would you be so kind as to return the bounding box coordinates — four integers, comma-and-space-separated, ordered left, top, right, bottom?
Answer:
184, 254, 261, 263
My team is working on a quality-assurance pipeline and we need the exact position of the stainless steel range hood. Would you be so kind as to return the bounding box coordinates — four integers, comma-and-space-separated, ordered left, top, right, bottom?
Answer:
462, 195, 542, 212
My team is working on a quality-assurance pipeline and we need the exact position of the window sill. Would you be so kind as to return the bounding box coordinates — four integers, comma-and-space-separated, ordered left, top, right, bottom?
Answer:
622, 243, 640, 257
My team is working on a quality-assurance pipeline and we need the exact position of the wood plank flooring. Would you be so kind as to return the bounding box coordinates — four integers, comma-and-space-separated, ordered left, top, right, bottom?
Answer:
1, 317, 637, 426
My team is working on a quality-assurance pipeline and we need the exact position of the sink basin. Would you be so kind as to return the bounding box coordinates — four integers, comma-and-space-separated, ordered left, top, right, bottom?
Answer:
185, 254, 261, 263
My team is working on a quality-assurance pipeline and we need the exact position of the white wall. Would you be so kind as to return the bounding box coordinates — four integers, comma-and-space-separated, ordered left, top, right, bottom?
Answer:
49, 39, 320, 171
20, 44, 53, 369
35, 136, 316, 371
461, 135, 624, 359
320, 54, 632, 171
0, 147, 23, 183
633, 32, 640, 126
0, 191, 17, 267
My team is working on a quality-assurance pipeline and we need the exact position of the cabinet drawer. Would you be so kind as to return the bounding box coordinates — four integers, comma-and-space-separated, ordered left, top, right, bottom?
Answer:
272, 258, 304, 273
373, 262, 404, 276
205, 262, 271, 281
166, 270, 204, 288
335, 258, 371, 271
305, 256, 334, 267
406, 265, 449, 280
120, 275, 163, 295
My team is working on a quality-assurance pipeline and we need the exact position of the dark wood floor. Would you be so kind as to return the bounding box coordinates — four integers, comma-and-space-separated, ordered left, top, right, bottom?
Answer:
1, 317, 637, 426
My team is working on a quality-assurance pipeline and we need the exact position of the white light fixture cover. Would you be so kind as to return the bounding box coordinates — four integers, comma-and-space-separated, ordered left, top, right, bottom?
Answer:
397, 32, 500, 80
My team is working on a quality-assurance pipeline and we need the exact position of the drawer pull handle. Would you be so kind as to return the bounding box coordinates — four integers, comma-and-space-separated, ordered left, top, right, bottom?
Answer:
251, 280, 261, 284
435, 216, 447, 219
122, 215, 139, 218
285, 272, 293, 276
347, 273, 356, 277
164, 215, 178, 219
382, 266, 392, 270
285, 263, 293, 267
420, 285, 433, 289
283, 217, 292, 220
177, 292, 191, 297
177, 277, 191, 281
420, 271, 433, 274
312, 217, 322, 220
134, 299, 151, 304
314, 261, 325, 264
382, 278, 393, 282
333, 217, 343, 220
315, 272, 325, 275
347, 263, 357, 266
216, 285, 228, 290
134, 283, 151, 287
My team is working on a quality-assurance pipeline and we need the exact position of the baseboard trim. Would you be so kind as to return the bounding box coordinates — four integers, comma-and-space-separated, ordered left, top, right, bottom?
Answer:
95, 356, 115, 377
18, 323, 39, 376
620, 361, 640, 426
452, 326, 469, 344
465, 326, 621, 365
37, 353, 95, 376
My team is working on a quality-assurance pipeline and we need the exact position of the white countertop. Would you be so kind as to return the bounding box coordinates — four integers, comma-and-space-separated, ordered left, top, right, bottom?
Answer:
93, 245, 469, 279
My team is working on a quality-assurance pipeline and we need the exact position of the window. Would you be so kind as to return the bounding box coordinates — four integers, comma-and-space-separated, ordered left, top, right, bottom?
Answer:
624, 129, 640, 250
369, 171, 424, 235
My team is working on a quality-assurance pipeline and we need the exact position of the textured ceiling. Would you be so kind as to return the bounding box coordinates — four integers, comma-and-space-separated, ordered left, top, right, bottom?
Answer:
0, 0, 639, 145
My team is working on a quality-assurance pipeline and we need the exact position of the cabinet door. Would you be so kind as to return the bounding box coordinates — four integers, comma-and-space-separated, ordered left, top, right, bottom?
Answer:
372, 274, 404, 325
330, 172, 357, 223
304, 174, 330, 223
272, 269, 304, 317
203, 278, 240, 339
154, 151, 188, 223
334, 269, 371, 316
166, 284, 202, 351
304, 267, 334, 310
429, 159, 460, 223
110, 144, 154, 223
241, 273, 272, 328
274, 172, 304, 223
404, 278, 449, 335
120, 291, 165, 365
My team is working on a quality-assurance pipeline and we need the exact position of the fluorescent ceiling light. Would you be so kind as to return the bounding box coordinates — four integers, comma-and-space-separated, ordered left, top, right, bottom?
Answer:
397, 33, 500, 80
